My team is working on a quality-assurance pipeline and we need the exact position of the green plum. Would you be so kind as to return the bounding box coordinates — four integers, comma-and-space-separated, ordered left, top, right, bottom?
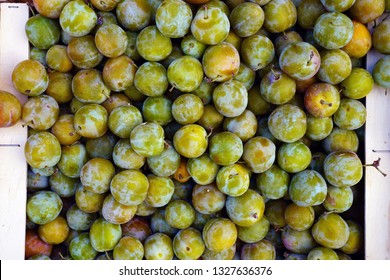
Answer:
213, 80, 248, 118
256, 165, 289, 199
69, 232, 98, 260
307, 247, 339, 260
101, 194, 137, 224
145, 175, 175, 208
130, 122, 165, 157
167, 56, 204, 92
202, 218, 237, 252
67, 35, 103, 69
25, 132, 61, 169
192, 183, 225, 215
113, 236, 144, 260
22, 95, 59, 131
333, 98, 366, 130
26, 191, 62, 225
173, 227, 205, 260
223, 110, 257, 142
289, 170, 327, 207
116, 0, 152, 31
263, 0, 297, 33
216, 164, 250, 197
136, 25, 172, 61
268, 104, 307, 143
155, 0, 193, 38
108, 105, 143, 138
147, 141, 180, 177
317, 49, 352, 84
311, 212, 349, 249
284, 203, 315, 231
243, 136, 275, 173
113, 139, 145, 170
190, 6, 230, 45
12, 59, 49, 97
26, 14, 60, 50
313, 12, 354, 50
230, 2, 264, 37
241, 35, 275, 71
165, 200, 195, 229
144, 233, 174, 260
60, 0, 97, 37
72, 69, 111, 104
261, 68, 296, 105
103, 55, 136, 92
226, 189, 265, 227
297, 0, 326, 30
373, 56, 390, 88
173, 124, 208, 158
74, 104, 108, 138
110, 170, 149, 206
209, 131, 243, 166
172, 94, 204, 124
324, 151, 363, 187
340, 68, 374, 100
277, 141, 312, 173
241, 239, 276, 260
187, 154, 220, 185
279, 42, 321, 81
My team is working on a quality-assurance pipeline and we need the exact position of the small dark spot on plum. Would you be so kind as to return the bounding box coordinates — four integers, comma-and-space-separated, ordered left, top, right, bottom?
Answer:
25, 90, 31, 94
186, 247, 190, 251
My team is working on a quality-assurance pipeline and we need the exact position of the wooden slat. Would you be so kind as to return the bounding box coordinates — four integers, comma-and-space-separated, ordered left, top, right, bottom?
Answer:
365, 15, 390, 260
0, 3, 29, 260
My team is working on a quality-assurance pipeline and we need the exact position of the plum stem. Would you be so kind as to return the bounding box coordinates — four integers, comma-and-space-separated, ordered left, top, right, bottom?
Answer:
270, 66, 280, 80
363, 157, 387, 177
320, 99, 332, 107
228, 173, 238, 179
105, 251, 111, 260
206, 127, 214, 138
22, 120, 33, 128
164, 140, 171, 148
203, 5, 208, 20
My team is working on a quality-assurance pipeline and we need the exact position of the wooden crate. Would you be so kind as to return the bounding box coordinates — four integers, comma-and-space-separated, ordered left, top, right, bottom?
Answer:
0, 3, 389, 260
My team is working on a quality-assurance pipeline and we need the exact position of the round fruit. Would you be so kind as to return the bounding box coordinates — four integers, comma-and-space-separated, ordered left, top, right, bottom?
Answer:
116, 0, 152, 31
263, 0, 297, 33
102, 194, 137, 224
110, 169, 149, 206
226, 189, 265, 227
230, 2, 264, 37
216, 164, 250, 197
242, 136, 275, 173
261, 68, 296, 105
72, 69, 111, 104
25, 131, 61, 169
156, 0, 193, 38
268, 104, 307, 143
74, 104, 108, 138
167, 56, 204, 92
187, 154, 220, 185
313, 12, 354, 50
191, 6, 230, 45
136, 25, 172, 61
209, 131, 243, 166
172, 94, 204, 125
277, 141, 312, 173
202, 218, 237, 252
213, 80, 248, 118
26, 191, 63, 225
340, 220, 363, 254
333, 98, 366, 130
281, 226, 317, 253
289, 170, 327, 207
165, 199, 196, 229
67, 35, 103, 69
202, 42, 240, 82
284, 203, 315, 231
108, 105, 143, 138
340, 68, 374, 100
307, 247, 339, 260
144, 233, 174, 260
304, 83, 340, 118
25, 14, 61, 50
111, 139, 144, 170
241, 35, 275, 71
60, 0, 97, 37
90, 217, 122, 252
241, 239, 276, 260
103, 55, 136, 92
256, 165, 289, 199
69, 232, 98, 260
145, 175, 175, 208
311, 212, 350, 249
173, 124, 208, 158
324, 151, 363, 187
279, 42, 321, 81
305, 115, 333, 141
349, 0, 385, 24
134, 62, 168, 97
130, 122, 165, 157
342, 20, 372, 58
173, 227, 205, 260
372, 56, 390, 88
38, 216, 69, 245
12, 59, 49, 97
113, 236, 144, 260
0, 91, 22, 127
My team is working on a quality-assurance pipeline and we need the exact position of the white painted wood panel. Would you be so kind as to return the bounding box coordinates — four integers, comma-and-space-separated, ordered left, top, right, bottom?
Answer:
0, 3, 29, 260
365, 15, 390, 260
